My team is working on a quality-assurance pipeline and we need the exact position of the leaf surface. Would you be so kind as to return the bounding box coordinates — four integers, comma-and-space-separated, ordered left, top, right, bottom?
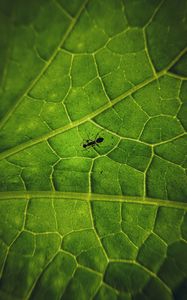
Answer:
0, 0, 187, 299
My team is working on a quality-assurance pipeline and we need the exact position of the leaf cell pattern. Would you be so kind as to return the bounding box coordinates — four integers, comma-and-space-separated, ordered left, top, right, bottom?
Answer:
0, 0, 187, 299
0, 196, 187, 300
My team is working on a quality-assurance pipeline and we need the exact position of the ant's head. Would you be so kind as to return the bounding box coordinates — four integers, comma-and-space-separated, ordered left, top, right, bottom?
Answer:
96, 137, 104, 143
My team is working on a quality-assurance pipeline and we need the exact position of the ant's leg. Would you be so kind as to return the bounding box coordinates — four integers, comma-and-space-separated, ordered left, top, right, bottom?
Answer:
80, 138, 92, 146
95, 129, 104, 140
84, 128, 104, 144
88, 129, 102, 141
84, 146, 89, 151
80, 129, 93, 146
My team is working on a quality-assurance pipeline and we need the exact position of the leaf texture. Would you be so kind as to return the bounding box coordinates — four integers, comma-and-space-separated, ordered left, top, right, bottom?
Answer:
0, 0, 187, 299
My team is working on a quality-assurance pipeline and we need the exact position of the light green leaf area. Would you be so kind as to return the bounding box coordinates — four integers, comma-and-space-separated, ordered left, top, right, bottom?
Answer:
0, 0, 187, 299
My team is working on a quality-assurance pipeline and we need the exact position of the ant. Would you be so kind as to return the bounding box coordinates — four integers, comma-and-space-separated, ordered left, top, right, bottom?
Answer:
82, 133, 104, 149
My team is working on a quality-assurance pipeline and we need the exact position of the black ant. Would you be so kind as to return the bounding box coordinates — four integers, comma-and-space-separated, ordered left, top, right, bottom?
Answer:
82, 135, 104, 149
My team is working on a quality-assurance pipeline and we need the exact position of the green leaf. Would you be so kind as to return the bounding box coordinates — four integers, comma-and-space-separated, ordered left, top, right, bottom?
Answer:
0, 0, 187, 299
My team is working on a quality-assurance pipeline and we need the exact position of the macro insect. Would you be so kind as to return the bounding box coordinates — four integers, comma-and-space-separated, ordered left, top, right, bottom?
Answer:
83, 136, 104, 149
